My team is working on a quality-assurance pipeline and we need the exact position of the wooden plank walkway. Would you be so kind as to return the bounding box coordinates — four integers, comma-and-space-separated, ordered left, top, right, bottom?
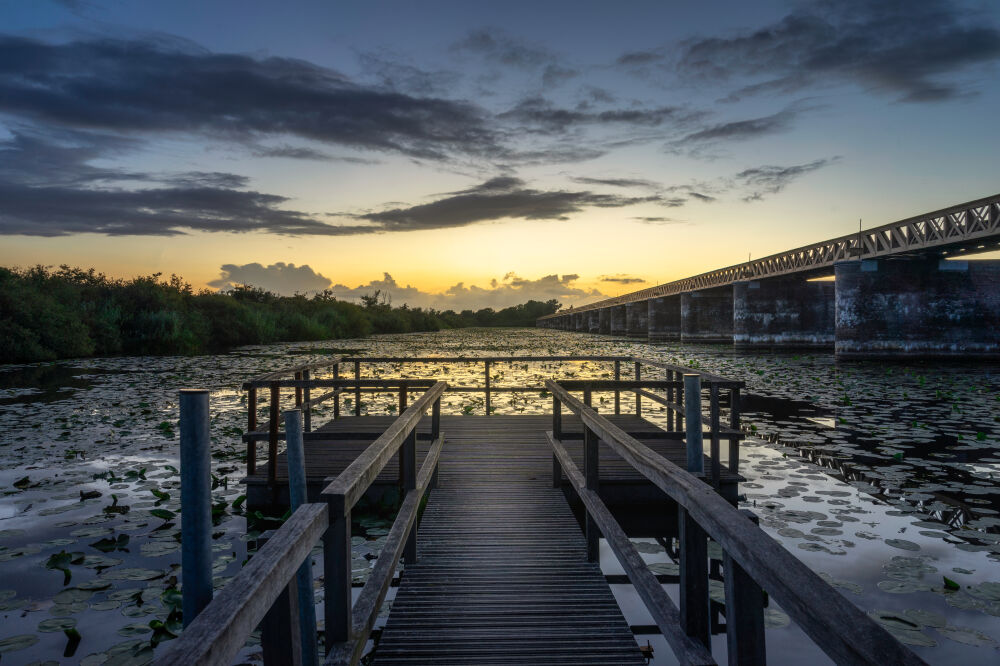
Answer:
246, 414, 739, 490
374, 418, 647, 665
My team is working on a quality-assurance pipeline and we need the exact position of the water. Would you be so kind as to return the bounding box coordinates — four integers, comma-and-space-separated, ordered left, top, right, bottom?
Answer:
0, 328, 997, 664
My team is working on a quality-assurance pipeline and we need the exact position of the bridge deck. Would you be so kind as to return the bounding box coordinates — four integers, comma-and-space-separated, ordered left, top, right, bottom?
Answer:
373, 417, 646, 664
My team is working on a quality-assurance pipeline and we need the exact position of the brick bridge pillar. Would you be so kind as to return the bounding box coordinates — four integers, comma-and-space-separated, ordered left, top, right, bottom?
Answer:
625, 301, 648, 338
680, 288, 733, 343
648, 295, 681, 342
733, 276, 835, 348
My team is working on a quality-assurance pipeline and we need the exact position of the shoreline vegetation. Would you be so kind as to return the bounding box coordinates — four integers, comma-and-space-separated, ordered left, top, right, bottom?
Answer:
0, 265, 561, 364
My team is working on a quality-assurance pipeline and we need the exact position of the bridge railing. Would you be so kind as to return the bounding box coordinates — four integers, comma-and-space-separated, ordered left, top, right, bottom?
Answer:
155, 381, 446, 666
546, 378, 925, 666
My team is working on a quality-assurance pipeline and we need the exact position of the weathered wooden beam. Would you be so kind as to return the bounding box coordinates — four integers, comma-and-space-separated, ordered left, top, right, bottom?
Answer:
153, 504, 328, 666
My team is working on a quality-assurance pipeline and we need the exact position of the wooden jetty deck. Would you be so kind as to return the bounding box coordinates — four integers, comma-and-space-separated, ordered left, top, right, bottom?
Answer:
246, 414, 742, 510
159, 356, 925, 666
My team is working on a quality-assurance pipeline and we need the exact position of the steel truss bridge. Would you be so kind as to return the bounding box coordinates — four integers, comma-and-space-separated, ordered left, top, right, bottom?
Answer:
539, 193, 1000, 320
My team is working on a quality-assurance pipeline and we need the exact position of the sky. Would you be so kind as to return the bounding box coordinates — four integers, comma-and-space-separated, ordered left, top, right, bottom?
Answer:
1, 0, 999, 310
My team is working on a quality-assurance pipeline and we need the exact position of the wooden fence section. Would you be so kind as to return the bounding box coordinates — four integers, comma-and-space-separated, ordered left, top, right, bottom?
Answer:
546, 379, 927, 666
155, 382, 446, 666
240, 355, 744, 484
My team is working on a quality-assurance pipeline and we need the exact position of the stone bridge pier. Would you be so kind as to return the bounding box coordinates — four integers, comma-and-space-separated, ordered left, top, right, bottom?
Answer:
733, 276, 835, 348
586, 309, 601, 334
835, 258, 1000, 358
625, 301, 648, 338
648, 296, 681, 342
610, 305, 627, 336
598, 307, 611, 334
681, 288, 734, 343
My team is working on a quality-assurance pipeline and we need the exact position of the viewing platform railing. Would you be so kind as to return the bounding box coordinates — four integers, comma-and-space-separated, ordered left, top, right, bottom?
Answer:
546, 378, 925, 666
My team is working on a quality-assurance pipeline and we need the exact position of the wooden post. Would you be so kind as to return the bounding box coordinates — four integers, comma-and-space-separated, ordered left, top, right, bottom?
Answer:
179, 389, 213, 626
552, 396, 562, 488
710, 384, 721, 489
724, 511, 766, 665
302, 370, 312, 433
677, 372, 684, 433
634, 361, 642, 417
684, 374, 703, 474
679, 506, 710, 648
261, 581, 302, 666
399, 385, 407, 415
431, 397, 441, 489
268, 383, 280, 486
614, 360, 621, 414
323, 499, 351, 651
402, 429, 417, 564
583, 384, 592, 408
332, 364, 340, 420
354, 361, 361, 416
484, 360, 491, 416
294, 371, 303, 408
729, 387, 741, 474
283, 410, 318, 666
666, 370, 674, 431
584, 425, 600, 562
247, 387, 257, 475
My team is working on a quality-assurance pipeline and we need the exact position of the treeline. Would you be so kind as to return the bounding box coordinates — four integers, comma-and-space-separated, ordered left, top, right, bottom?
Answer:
0, 266, 561, 363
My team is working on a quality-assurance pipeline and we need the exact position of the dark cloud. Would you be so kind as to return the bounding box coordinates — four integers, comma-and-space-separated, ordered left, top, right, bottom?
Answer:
735, 158, 839, 201
349, 175, 663, 231
678, 0, 1000, 103
687, 191, 717, 202
452, 29, 553, 69
0, 130, 359, 237
208, 262, 333, 295
327, 272, 607, 311
356, 51, 461, 96
670, 108, 800, 148
569, 176, 661, 189
0, 34, 500, 160
616, 50, 665, 67
632, 216, 684, 224
500, 96, 691, 133
600, 274, 646, 285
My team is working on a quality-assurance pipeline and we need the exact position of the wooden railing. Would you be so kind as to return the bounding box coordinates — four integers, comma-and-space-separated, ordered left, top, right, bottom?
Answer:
156, 381, 446, 666
241, 355, 745, 485
546, 379, 925, 666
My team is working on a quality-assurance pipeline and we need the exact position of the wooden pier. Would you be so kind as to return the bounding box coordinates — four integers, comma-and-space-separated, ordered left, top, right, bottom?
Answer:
157, 356, 927, 666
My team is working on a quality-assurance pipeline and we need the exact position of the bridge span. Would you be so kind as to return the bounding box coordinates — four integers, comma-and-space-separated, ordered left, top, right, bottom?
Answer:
538, 193, 1000, 357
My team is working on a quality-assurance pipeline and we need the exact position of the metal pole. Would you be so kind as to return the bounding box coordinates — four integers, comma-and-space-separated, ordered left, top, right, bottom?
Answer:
684, 374, 704, 474
180, 389, 212, 627
284, 410, 318, 666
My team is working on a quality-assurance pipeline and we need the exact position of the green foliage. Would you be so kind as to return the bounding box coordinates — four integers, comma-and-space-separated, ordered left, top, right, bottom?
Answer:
0, 265, 562, 363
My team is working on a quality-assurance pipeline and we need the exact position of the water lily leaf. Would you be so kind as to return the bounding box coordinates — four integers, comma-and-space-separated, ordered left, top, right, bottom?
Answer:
935, 625, 995, 647
0, 634, 39, 653
39, 616, 78, 632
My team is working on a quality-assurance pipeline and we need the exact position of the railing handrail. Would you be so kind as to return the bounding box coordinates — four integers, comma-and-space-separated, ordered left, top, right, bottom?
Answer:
546, 379, 925, 666
245, 356, 344, 385
153, 502, 329, 666
321, 381, 447, 512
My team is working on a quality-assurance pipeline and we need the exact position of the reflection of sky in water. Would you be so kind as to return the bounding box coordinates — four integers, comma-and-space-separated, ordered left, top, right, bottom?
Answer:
0, 328, 996, 663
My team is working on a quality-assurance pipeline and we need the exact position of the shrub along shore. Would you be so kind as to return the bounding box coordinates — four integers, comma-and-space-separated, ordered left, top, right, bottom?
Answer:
0, 266, 561, 363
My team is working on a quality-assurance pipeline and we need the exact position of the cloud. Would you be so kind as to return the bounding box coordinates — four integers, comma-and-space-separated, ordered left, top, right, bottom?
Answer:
208, 262, 333, 295
500, 96, 693, 133
735, 157, 839, 201
678, 0, 1000, 103
670, 108, 801, 149
632, 216, 684, 225
0, 130, 360, 236
326, 272, 608, 311
569, 176, 661, 189
0, 34, 501, 160
356, 51, 461, 96
599, 274, 646, 285
452, 29, 554, 70
616, 50, 666, 67
346, 175, 663, 231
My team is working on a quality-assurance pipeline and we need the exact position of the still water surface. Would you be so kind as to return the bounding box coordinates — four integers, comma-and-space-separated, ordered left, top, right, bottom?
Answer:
0, 328, 997, 664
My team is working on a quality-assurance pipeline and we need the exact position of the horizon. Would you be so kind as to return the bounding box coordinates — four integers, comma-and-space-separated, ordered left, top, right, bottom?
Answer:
2, 0, 1000, 311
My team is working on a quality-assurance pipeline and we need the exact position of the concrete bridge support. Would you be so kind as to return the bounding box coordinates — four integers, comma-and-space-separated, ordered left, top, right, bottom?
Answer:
587, 310, 600, 334
648, 296, 681, 342
625, 301, 648, 338
835, 258, 1000, 358
681, 288, 733, 343
733, 277, 835, 348
610, 305, 627, 336
572, 312, 585, 332
598, 307, 611, 334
